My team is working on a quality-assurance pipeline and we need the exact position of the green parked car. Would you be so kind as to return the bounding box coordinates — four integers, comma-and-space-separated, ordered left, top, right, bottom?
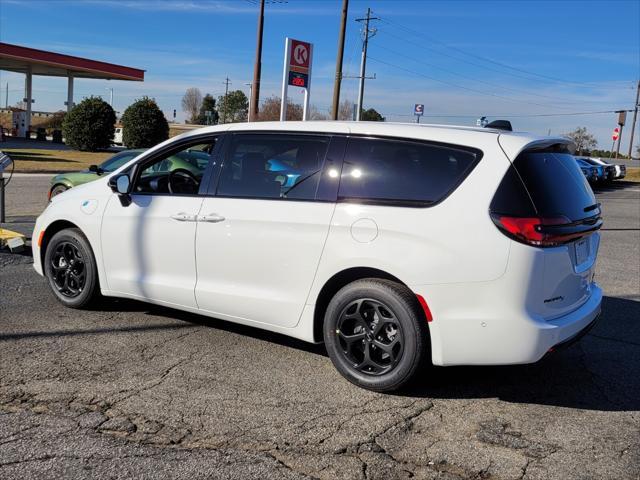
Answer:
49, 148, 209, 199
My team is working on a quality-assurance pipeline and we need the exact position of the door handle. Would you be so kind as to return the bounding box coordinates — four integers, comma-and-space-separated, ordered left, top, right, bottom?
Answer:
171, 212, 198, 222
198, 213, 226, 223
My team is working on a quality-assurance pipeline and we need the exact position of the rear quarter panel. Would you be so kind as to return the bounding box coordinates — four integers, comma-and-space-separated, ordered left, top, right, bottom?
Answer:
307, 134, 512, 304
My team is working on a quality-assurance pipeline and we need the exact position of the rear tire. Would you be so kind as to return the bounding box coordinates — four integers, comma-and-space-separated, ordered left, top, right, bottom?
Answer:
44, 228, 100, 309
323, 278, 430, 392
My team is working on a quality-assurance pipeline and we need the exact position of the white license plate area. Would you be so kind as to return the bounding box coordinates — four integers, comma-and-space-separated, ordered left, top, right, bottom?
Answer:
574, 238, 589, 265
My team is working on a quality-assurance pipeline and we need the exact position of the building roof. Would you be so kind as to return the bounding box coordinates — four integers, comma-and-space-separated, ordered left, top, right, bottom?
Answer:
0, 42, 144, 81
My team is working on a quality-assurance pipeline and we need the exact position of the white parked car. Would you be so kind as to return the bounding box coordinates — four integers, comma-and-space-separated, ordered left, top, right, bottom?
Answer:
32, 122, 603, 392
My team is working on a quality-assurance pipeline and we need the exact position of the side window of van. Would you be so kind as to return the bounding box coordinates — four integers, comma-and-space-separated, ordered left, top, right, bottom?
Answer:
216, 134, 331, 201
338, 138, 481, 205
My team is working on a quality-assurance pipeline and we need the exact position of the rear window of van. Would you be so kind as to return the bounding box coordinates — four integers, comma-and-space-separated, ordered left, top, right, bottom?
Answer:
338, 137, 482, 206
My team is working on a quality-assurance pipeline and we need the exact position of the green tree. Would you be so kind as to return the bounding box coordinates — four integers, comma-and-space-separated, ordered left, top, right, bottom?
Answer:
361, 108, 384, 122
563, 126, 597, 155
218, 90, 249, 123
195, 94, 219, 125
62, 97, 115, 151
121, 97, 169, 148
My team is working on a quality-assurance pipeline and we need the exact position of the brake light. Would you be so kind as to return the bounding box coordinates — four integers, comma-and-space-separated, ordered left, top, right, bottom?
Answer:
491, 214, 576, 247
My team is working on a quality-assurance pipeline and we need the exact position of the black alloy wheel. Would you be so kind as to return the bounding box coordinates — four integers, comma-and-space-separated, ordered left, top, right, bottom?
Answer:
50, 241, 86, 297
44, 228, 100, 308
324, 278, 430, 392
336, 298, 404, 375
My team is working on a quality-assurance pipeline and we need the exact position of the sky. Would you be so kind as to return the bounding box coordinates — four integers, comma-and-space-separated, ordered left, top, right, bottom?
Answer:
1, 0, 639, 148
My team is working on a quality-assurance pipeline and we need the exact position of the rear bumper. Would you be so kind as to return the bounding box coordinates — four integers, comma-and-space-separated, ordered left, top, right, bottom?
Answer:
414, 283, 602, 366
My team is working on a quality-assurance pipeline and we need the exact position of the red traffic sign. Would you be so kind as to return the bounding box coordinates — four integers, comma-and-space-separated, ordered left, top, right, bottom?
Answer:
414, 104, 424, 116
612, 127, 619, 141
290, 39, 311, 71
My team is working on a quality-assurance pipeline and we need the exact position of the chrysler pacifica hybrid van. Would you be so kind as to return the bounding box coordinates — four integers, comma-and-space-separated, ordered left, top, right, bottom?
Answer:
32, 122, 602, 391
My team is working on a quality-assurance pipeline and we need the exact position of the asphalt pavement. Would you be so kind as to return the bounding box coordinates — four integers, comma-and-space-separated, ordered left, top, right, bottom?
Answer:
0, 176, 638, 480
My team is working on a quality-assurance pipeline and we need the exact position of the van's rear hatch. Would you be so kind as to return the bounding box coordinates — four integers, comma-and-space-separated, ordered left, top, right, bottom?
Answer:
491, 140, 602, 319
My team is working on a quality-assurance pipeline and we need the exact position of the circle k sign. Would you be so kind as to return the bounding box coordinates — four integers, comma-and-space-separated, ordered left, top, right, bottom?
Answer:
290, 40, 311, 69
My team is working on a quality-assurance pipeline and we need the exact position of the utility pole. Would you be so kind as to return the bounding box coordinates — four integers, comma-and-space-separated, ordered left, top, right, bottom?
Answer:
628, 80, 640, 159
222, 77, 231, 124
331, 0, 349, 120
249, 0, 265, 122
4, 83, 7, 108
355, 8, 378, 121
615, 110, 626, 159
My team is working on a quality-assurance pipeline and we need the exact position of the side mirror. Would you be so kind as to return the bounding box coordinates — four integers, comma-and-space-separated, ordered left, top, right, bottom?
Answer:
109, 173, 131, 194
109, 174, 132, 207
89, 164, 104, 175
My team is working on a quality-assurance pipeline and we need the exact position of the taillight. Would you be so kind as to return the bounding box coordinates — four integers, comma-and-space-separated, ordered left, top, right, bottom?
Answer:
490, 214, 580, 247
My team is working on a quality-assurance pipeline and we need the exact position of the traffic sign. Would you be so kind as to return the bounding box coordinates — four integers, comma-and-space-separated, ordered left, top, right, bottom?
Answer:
414, 104, 424, 116
612, 127, 619, 141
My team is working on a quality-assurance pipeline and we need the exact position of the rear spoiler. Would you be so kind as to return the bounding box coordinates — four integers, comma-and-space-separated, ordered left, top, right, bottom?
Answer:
498, 136, 576, 162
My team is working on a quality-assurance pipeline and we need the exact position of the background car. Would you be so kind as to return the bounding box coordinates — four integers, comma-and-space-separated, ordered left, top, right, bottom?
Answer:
49, 148, 207, 199
577, 160, 598, 183
575, 158, 601, 185
577, 157, 614, 182
587, 156, 626, 180
49, 149, 145, 199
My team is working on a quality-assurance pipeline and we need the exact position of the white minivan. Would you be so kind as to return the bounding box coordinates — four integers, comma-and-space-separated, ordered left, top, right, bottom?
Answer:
32, 122, 602, 391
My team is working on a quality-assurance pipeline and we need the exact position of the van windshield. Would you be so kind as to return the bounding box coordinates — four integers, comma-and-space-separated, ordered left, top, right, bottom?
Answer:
513, 152, 598, 221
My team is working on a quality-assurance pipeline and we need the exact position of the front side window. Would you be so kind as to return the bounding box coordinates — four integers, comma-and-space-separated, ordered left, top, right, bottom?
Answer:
339, 137, 481, 205
134, 140, 216, 195
216, 134, 330, 200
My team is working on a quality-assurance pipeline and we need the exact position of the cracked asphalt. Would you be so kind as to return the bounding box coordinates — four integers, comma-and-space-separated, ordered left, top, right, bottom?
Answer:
1, 177, 639, 479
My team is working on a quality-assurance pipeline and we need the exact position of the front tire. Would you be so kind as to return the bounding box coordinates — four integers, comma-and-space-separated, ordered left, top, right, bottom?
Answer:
44, 228, 100, 308
50, 184, 68, 198
323, 279, 430, 392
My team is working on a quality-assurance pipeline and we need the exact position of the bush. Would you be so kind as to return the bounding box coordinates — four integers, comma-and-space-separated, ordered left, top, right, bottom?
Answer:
62, 97, 116, 151
121, 97, 169, 148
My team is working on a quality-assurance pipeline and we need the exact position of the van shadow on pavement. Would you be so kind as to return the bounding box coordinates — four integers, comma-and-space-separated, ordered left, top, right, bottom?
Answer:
90, 294, 638, 413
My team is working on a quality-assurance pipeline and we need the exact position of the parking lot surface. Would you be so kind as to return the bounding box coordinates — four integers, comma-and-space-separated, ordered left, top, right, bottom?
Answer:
1, 177, 639, 479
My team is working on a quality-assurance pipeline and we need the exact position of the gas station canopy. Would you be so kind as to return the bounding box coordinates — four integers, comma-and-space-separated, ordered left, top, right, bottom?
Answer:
0, 42, 144, 81
0, 42, 145, 135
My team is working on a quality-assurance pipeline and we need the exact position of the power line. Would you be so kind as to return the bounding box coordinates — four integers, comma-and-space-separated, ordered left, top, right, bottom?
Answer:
378, 17, 599, 88
367, 55, 578, 110
373, 42, 594, 107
